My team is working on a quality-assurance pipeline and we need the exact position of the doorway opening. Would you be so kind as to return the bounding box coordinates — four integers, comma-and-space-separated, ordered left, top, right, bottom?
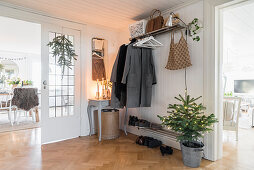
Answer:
0, 16, 41, 132
221, 0, 254, 157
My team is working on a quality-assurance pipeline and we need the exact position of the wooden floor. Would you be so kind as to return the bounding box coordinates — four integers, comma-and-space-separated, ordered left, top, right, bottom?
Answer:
0, 128, 254, 170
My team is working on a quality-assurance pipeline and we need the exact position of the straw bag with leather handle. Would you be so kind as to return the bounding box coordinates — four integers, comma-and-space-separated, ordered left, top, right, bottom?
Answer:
146, 9, 164, 33
165, 31, 192, 70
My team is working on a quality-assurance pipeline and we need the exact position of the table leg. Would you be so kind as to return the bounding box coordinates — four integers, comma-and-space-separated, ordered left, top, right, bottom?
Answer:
98, 104, 102, 141
87, 105, 93, 136
124, 107, 128, 135
29, 110, 32, 117
35, 107, 39, 122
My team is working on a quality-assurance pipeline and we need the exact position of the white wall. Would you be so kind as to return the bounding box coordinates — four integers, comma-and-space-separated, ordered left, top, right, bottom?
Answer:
83, 25, 125, 99
81, 24, 130, 135
117, 1, 204, 128
0, 51, 41, 88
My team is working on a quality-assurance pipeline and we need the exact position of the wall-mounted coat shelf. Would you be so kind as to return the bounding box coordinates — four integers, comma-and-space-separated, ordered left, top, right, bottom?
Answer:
132, 24, 186, 40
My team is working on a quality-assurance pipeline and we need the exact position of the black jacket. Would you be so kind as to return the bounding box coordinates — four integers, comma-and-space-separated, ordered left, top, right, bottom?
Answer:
110, 44, 128, 108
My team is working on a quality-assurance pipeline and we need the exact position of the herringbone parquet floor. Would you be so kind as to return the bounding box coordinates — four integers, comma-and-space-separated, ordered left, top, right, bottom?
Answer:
0, 128, 254, 170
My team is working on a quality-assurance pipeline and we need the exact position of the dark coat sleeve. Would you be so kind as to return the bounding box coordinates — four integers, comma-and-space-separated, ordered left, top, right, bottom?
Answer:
151, 53, 157, 85
110, 48, 120, 83
121, 46, 131, 84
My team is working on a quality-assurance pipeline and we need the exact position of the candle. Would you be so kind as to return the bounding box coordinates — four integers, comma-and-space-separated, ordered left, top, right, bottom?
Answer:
97, 79, 99, 92
96, 79, 100, 99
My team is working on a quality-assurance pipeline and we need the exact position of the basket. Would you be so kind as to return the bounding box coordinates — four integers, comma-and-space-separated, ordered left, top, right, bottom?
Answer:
129, 19, 147, 38
98, 109, 119, 140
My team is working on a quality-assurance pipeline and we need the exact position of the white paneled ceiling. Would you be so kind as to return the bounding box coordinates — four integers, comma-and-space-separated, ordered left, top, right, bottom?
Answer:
223, 2, 254, 54
1, 0, 193, 30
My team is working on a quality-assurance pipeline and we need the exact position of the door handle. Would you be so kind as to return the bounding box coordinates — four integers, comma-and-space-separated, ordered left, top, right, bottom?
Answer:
43, 80, 47, 89
43, 80, 47, 85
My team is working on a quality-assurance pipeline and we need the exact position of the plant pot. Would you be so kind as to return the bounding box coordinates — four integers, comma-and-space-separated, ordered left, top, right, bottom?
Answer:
180, 141, 204, 168
12, 84, 18, 89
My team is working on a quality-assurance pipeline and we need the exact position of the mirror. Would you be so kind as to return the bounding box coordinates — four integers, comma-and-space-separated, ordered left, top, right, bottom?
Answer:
0, 60, 19, 79
92, 37, 106, 81
0, 60, 19, 88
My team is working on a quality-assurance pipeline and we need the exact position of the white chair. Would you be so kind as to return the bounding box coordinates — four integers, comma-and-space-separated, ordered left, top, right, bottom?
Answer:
0, 93, 13, 125
223, 97, 242, 141
14, 108, 37, 125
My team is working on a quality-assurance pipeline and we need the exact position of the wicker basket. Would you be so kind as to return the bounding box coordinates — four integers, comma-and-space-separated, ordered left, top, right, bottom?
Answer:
129, 19, 147, 38
97, 109, 119, 140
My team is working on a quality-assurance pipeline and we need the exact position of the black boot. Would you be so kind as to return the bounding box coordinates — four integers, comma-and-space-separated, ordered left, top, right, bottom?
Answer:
143, 136, 154, 146
148, 139, 162, 148
128, 116, 133, 126
136, 136, 145, 145
160, 146, 173, 156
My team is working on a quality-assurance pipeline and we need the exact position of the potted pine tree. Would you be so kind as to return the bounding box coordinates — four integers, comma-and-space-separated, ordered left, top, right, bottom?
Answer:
158, 94, 218, 168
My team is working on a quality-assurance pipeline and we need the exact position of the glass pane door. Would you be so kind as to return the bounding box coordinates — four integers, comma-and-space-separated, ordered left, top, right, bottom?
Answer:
41, 25, 81, 144
48, 32, 75, 118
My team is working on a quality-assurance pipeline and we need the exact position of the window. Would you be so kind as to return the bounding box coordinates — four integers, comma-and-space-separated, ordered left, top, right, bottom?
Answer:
48, 32, 75, 117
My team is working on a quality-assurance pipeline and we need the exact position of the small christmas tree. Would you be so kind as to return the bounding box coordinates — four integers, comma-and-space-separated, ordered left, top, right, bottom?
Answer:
158, 94, 218, 147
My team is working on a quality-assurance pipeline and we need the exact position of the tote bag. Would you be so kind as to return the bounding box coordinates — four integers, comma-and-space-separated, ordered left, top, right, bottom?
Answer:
165, 31, 192, 70
146, 9, 164, 33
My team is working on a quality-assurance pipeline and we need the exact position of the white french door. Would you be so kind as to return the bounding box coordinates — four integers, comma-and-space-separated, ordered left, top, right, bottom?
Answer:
41, 24, 81, 144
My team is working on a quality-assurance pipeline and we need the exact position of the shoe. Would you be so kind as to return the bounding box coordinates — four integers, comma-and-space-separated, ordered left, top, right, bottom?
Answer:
128, 116, 134, 126
136, 136, 145, 145
129, 116, 139, 126
143, 136, 153, 146
160, 146, 173, 156
148, 139, 162, 148
133, 116, 139, 126
138, 120, 150, 128
150, 123, 162, 130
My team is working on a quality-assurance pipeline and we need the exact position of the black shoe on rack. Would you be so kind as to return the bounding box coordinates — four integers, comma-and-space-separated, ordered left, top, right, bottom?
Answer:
138, 120, 151, 128
150, 123, 162, 130
134, 119, 150, 128
129, 116, 139, 126
128, 116, 133, 126
133, 116, 139, 126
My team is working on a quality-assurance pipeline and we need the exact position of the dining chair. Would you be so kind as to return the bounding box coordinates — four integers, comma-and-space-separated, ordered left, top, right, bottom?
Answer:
0, 93, 13, 126
14, 108, 36, 125
223, 97, 242, 141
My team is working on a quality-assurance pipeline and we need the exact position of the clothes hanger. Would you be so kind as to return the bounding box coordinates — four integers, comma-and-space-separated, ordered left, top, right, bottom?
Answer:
134, 36, 163, 48
135, 36, 163, 47
92, 52, 103, 59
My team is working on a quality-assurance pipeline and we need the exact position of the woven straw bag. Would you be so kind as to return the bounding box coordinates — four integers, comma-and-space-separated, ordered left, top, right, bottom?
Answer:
165, 31, 192, 70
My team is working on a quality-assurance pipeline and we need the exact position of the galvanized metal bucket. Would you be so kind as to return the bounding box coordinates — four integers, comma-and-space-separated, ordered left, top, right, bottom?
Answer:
180, 141, 204, 168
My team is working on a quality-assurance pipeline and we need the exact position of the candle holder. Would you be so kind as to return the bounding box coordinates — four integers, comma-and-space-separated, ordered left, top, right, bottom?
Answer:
95, 79, 100, 100
95, 91, 100, 100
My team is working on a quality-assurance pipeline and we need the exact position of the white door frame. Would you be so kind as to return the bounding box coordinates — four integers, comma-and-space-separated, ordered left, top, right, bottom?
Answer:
203, 0, 251, 161
0, 2, 89, 137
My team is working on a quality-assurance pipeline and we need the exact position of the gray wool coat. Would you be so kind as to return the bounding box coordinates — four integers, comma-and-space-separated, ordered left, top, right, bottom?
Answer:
121, 45, 156, 108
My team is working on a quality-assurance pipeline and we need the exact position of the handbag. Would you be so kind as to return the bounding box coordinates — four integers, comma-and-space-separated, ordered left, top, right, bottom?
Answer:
146, 9, 164, 33
165, 31, 192, 70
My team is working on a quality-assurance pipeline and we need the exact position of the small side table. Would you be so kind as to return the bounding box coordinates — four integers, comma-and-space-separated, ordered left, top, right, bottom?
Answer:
87, 99, 110, 141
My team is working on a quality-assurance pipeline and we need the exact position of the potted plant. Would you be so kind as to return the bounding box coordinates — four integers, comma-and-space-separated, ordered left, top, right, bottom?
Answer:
158, 94, 218, 168
22, 80, 33, 86
8, 78, 21, 89
47, 35, 77, 77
